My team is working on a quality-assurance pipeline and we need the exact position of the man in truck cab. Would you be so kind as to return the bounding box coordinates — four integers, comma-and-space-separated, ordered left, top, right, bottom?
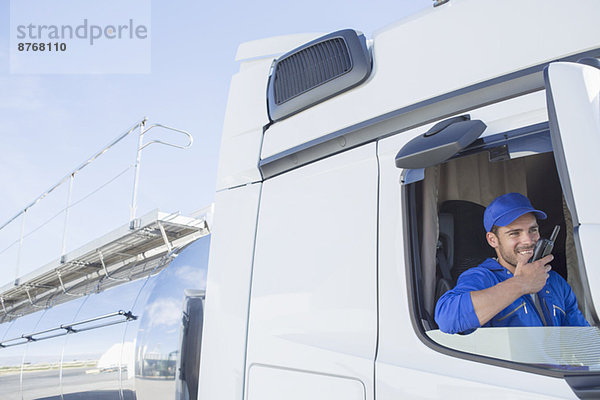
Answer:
435, 192, 589, 334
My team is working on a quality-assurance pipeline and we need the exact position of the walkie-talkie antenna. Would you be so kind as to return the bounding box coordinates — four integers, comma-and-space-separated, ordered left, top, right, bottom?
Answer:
549, 225, 560, 242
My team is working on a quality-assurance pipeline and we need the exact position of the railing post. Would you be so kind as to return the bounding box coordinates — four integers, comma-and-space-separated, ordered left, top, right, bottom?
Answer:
60, 173, 75, 263
15, 211, 26, 286
130, 118, 147, 229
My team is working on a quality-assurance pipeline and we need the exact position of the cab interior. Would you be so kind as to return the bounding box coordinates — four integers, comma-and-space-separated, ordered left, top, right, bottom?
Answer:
402, 123, 589, 332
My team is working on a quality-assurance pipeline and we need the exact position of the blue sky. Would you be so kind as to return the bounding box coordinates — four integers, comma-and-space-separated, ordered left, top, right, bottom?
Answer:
0, 0, 431, 281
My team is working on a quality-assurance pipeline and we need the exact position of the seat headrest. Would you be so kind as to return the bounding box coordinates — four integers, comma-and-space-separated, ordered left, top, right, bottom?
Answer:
439, 200, 496, 281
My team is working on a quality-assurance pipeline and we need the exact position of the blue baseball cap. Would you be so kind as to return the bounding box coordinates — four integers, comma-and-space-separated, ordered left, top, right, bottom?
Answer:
484, 193, 547, 232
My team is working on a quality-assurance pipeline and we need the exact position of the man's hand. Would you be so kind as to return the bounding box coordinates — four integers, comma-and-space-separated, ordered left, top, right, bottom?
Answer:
513, 254, 553, 295
470, 254, 553, 326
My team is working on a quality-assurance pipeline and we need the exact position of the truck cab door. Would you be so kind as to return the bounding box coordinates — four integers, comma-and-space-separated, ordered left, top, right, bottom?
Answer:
545, 61, 600, 322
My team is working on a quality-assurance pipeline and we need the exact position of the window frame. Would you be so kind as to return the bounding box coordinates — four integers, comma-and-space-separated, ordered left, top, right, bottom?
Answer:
402, 125, 600, 381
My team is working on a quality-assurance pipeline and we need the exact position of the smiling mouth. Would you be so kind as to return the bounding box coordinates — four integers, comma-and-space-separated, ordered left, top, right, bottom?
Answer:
516, 247, 535, 256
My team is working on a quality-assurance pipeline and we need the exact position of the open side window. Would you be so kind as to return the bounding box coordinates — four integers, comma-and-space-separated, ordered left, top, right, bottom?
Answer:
545, 61, 600, 323
398, 78, 600, 382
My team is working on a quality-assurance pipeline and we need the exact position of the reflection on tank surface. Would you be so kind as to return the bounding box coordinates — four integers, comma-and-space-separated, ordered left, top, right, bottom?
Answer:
0, 235, 209, 400
20, 295, 84, 400
138, 349, 178, 378
135, 237, 209, 400
0, 308, 45, 400
61, 280, 145, 400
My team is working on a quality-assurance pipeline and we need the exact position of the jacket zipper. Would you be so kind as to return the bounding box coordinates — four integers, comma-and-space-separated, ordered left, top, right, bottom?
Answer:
539, 297, 550, 326
553, 304, 566, 317
542, 298, 565, 322
498, 301, 526, 321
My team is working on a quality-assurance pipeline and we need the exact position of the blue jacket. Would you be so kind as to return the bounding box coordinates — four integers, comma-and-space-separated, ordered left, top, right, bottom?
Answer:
435, 258, 589, 334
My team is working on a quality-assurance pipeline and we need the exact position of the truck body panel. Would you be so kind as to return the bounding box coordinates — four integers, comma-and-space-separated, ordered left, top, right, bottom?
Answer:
245, 143, 378, 399
260, 0, 600, 161
199, 184, 262, 400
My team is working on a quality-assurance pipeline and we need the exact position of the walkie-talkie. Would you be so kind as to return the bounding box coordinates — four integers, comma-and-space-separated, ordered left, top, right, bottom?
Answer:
529, 225, 560, 263
528, 225, 560, 326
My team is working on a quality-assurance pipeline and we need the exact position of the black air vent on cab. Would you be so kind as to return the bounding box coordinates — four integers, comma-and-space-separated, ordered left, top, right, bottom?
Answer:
272, 38, 352, 104
267, 29, 372, 122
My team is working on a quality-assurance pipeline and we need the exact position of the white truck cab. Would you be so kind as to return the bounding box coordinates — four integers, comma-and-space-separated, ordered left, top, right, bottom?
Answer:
201, 0, 600, 398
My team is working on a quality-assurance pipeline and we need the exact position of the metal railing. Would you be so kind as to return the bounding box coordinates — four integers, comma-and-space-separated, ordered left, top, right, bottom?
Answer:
0, 310, 137, 348
0, 118, 192, 285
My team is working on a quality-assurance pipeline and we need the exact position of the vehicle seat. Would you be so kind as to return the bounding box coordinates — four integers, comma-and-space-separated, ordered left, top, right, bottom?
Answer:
435, 200, 495, 303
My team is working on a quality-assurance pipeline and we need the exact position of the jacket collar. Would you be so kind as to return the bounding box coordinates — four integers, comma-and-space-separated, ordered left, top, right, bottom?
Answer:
480, 257, 512, 273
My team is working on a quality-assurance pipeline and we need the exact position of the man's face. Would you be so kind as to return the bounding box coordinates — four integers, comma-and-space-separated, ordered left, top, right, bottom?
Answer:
487, 213, 540, 271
